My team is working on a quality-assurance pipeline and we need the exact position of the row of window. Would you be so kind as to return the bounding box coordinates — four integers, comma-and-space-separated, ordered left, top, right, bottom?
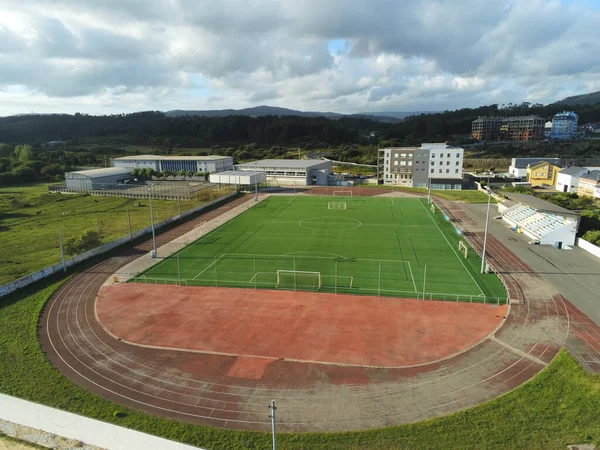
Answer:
431, 160, 460, 166
393, 160, 413, 166
431, 153, 461, 158
431, 168, 461, 174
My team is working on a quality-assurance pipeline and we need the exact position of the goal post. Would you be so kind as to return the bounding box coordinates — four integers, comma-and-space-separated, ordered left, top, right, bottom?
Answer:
333, 190, 353, 197
328, 201, 347, 210
458, 241, 469, 258
276, 270, 322, 291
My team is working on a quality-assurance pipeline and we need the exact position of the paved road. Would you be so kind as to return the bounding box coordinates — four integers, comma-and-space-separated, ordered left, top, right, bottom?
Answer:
460, 203, 600, 325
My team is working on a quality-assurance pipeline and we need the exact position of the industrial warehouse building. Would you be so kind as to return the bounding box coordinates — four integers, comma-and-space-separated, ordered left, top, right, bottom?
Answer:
501, 193, 579, 249
235, 159, 332, 186
377, 143, 464, 189
65, 167, 132, 191
209, 170, 266, 186
111, 155, 233, 173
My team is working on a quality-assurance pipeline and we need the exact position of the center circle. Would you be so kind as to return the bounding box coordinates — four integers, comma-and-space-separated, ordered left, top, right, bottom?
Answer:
299, 217, 362, 231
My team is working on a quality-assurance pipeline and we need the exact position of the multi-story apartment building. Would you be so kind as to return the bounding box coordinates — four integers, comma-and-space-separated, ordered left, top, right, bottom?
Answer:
578, 170, 600, 198
378, 143, 463, 190
472, 116, 545, 141
551, 111, 578, 140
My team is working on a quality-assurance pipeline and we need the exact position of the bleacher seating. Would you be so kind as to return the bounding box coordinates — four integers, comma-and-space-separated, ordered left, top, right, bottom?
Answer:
503, 204, 569, 239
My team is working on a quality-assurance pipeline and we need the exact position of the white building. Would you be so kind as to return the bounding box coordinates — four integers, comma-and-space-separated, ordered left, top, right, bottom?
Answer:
235, 159, 332, 186
209, 170, 266, 186
378, 143, 463, 189
501, 193, 579, 249
555, 166, 600, 193
509, 157, 561, 178
111, 155, 233, 173
65, 167, 132, 192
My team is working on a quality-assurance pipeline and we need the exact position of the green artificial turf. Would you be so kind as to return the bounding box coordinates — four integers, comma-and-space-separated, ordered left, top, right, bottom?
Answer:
0, 183, 228, 286
135, 196, 506, 303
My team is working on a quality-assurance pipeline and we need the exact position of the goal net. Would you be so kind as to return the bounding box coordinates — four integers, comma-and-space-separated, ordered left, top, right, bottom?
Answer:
276, 270, 322, 291
328, 201, 347, 210
458, 241, 469, 258
333, 190, 353, 197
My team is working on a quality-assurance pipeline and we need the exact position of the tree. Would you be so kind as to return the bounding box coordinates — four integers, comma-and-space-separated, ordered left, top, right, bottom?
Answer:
63, 230, 102, 256
14, 144, 33, 162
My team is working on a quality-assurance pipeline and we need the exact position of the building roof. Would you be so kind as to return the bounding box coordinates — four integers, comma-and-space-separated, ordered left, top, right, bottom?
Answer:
503, 192, 578, 216
236, 159, 329, 169
527, 160, 561, 170
511, 158, 561, 169
113, 154, 230, 161
558, 166, 587, 176
211, 170, 264, 177
68, 167, 132, 178
580, 170, 600, 183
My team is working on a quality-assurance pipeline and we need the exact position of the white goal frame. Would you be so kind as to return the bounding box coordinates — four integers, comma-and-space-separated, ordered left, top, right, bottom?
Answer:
328, 201, 347, 210
276, 270, 322, 291
333, 190, 353, 197
458, 241, 469, 258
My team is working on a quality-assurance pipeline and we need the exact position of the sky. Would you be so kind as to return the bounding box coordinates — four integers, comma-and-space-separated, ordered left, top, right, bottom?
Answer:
1, 0, 600, 116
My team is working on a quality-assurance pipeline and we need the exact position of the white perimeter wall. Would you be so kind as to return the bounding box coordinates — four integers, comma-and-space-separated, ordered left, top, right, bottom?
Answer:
0, 394, 204, 450
577, 238, 600, 258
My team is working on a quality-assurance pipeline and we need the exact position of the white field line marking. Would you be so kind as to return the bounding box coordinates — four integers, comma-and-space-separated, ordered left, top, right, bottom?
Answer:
288, 196, 297, 205
192, 253, 227, 280
419, 200, 485, 296
406, 261, 418, 293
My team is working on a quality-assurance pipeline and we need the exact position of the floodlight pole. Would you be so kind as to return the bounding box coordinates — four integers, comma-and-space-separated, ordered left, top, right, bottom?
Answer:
480, 177, 491, 274
58, 228, 66, 272
149, 185, 157, 258
268, 400, 277, 450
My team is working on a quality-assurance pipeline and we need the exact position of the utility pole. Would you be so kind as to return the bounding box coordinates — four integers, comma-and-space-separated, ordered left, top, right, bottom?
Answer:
127, 207, 133, 241
268, 400, 277, 450
58, 228, 66, 271
149, 185, 157, 258
427, 177, 432, 204
481, 177, 491, 273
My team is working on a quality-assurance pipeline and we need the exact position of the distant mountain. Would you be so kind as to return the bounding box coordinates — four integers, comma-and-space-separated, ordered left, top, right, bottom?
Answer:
357, 111, 437, 120
165, 105, 407, 122
553, 91, 600, 106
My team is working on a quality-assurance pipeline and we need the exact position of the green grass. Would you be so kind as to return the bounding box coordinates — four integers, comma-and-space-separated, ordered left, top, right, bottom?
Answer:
1, 278, 599, 449
134, 196, 506, 303
0, 183, 225, 285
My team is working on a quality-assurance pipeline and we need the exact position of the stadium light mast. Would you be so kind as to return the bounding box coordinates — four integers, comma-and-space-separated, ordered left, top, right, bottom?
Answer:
480, 177, 491, 273
268, 400, 277, 450
148, 184, 157, 258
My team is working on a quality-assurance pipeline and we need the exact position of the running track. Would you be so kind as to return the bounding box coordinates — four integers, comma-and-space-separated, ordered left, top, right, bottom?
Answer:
39, 191, 600, 433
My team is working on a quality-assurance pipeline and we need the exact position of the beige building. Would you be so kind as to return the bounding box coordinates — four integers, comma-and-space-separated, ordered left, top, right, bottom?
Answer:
577, 170, 600, 197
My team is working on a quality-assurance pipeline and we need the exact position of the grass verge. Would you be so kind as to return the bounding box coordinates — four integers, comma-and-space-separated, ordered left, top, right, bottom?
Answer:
0, 183, 229, 285
0, 277, 599, 449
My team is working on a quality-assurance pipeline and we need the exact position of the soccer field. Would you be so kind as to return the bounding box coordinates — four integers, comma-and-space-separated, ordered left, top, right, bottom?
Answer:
133, 196, 507, 303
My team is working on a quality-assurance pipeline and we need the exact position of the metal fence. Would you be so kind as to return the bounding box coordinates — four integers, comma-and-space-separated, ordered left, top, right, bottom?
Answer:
48, 181, 217, 200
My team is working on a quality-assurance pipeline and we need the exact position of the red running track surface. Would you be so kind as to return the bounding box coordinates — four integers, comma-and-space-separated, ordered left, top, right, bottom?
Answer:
96, 284, 508, 368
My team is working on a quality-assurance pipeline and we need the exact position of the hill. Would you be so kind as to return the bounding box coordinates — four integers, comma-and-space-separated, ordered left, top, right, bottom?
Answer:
553, 91, 600, 106
165, 105, 404, 122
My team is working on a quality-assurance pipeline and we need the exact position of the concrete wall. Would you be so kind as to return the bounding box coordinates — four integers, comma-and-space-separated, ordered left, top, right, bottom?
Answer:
0, 393, 203, 450
577, 238, 600, 258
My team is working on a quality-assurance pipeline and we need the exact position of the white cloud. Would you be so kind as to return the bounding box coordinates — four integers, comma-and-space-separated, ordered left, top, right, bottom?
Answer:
0, 0, 599, 115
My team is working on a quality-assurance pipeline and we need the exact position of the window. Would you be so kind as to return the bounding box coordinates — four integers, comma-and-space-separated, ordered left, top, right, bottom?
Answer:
400, 161, 406, 166
446, 169, 450, 173
446, 161, 450, 166
536, 172, 540, 176
408, 161, 413, 166
400, 153, 406, 157
439, 169, 442, 173
456, 153, 460, 158
447, 153, 451, 158
431, 153, 435, 158
542, 173, 546, 177
440, 153, 444, 158
393, 161, 399, 166
431, 169, 434, 174
430, 161, 434, 165
455, 169, 459, 173
456, 161, 460, 165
